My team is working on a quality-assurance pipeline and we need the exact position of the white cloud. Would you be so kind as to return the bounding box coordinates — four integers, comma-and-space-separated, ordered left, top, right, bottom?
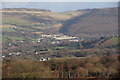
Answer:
1, 0, 120, 2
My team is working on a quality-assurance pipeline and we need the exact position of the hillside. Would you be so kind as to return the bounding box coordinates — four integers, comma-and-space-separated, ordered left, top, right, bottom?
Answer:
2, 8, 119, 79
2, 8, 118, 41
2, 8, 86, 42
59, 8, 118, 39
92, 36, 119, 48
2, 8, 119, 57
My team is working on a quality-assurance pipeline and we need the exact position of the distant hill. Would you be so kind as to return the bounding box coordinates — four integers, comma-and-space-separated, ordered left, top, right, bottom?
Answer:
2, 8, 52, 12
2, 8, 85, 42
59, 8, 118, 38
2, 8, 118, 42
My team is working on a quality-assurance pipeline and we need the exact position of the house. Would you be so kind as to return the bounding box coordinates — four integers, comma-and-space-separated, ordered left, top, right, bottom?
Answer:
39, 58, 46, 61
69, 39, 79, 42
38, 57, 50, 61
51, 41, 60, 44
37, 40, 40, 43
8, 43, 12, 46
9, 52, 21, 56
53, 35, 76, 40
2, 56, 5, 58
16, 52, 21, 55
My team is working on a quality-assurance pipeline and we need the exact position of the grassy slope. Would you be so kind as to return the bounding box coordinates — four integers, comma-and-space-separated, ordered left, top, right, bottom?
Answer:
2, 9, 85, 41
93, 37, 119, 48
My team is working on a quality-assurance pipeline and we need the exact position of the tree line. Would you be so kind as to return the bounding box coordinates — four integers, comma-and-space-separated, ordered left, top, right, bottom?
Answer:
2, 54, 119, 79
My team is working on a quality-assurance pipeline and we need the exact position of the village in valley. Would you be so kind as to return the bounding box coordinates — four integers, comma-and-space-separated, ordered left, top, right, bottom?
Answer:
2, 29, 119, 62
2, 32, 85, 61
2, 5, 119, 78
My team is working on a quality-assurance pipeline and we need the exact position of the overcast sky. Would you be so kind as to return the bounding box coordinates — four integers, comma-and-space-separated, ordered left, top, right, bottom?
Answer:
2, 2, 118, 12
1, 0, 119, 2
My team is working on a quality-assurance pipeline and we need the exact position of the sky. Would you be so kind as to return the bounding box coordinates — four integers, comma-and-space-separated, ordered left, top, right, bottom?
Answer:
2, 2, 118, 12
1, 0, 120, 2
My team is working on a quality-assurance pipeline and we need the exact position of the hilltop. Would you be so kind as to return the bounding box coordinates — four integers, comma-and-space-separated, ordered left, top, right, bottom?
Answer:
2, 8, 52, 12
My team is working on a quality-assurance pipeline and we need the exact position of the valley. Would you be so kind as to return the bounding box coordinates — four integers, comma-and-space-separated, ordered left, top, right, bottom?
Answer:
1, 8, 119, 78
